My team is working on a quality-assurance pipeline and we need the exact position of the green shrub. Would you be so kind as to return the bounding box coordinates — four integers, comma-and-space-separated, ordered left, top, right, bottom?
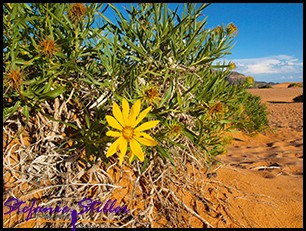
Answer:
258, 84, 273, 88
288, 83, 303, 88
3, 3, 269, 167
245, 76, 255, 88
234, 92, 269, 134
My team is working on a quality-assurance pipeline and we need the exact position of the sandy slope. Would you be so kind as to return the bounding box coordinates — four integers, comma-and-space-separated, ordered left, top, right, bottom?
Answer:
212, 83, 303, 227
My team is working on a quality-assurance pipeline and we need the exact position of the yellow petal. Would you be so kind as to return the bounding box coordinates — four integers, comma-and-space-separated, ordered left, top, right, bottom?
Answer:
130, 139, 145, 162
134, 132, 158, 146
106, 115, 123, 131
118, 138, 128, 166
106, 131, 121, 137
122, 98, 130, 122
106, 137, 122, 157
131, 106, 152, 128
134, 120, 160, 132
128, 151, 134, 163
112, 102, 125, 127
129, 99, 141, 125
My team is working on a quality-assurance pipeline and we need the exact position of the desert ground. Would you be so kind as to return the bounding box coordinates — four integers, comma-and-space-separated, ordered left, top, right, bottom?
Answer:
3, 82, 303, 228
211, 82, 303, 227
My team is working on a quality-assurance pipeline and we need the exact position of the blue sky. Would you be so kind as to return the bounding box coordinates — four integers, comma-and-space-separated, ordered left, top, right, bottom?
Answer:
103, 3, 303, 83
203, 3, 303, 83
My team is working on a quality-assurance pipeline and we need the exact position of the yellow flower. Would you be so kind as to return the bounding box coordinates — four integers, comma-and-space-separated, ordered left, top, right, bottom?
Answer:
105, 98, 160, 166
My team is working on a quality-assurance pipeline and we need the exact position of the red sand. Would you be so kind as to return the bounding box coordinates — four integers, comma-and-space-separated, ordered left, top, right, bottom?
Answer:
212, 83, 303, 227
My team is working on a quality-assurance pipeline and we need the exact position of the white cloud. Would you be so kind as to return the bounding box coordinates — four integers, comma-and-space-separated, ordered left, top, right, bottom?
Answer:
232, 55, 303, 75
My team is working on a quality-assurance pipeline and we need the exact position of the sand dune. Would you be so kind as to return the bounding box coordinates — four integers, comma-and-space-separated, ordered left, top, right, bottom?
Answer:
212, 83, 303, 227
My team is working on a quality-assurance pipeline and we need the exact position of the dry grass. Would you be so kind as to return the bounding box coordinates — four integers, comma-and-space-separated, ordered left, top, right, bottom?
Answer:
3, 96, 274, 228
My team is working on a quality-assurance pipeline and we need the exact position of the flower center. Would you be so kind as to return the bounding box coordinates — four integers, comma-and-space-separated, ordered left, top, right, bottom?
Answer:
122, 126, 134, 140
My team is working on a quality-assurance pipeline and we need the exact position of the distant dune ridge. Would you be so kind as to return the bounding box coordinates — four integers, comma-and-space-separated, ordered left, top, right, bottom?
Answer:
226, 71, 279, 88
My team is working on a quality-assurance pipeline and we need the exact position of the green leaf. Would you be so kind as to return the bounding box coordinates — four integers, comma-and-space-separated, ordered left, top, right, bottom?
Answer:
123, 36, 147, 57
40, 87, 65, 99
43, 78, 53, 94
196, 120, 204, 145
85, 114, 91, 129
140, 156, 149, 173
85, 144, 98, 163
108, 3, 129, 31
181, 21, 207, 56
127, 55, 141, 62
23, 3, 32, 11
177, 92, 183, 108
182, 80, 200, 97
23, 104, 30, 126
39, 110, 79, 130
29, 36, 38, 49
160, 80, 173, 107
156, 145, 175, 168
99, 13, 118, 29
3, 101, 21, 122
45, 7, 73, 31
182, 127, 196, 142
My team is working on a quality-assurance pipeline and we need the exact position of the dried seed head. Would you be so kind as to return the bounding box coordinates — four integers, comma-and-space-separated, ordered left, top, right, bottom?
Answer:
143, 86, 160, 106
167, 120, 183, 140
215, 25, 223, 35
209, 102, 224, 117
5, 68, 23, 91
68, 3, 86, 24
39, 38, 57, 57
215, 102, 224, 113
145, 88, 159, 100
140, 19, 147, 30
171, 125, 182, 134
226, 23, 238, 36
